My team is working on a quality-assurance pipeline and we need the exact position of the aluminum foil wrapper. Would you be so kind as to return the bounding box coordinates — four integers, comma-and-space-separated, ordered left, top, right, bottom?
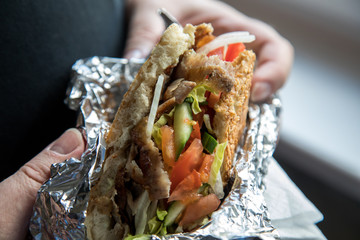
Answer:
30, 56, 281, 240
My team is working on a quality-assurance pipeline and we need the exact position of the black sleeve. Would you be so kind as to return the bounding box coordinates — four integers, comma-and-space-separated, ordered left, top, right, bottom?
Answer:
0, 0, 126, 179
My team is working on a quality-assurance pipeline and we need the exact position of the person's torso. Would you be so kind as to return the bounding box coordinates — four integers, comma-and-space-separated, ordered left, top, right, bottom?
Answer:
0, 0, 126, 179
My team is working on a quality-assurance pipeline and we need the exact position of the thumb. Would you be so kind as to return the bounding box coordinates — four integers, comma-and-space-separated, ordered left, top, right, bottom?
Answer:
0, 128, 85, 240
123, 4, 165, 59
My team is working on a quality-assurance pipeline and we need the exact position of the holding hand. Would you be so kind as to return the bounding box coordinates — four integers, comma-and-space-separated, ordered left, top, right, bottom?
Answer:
0, 129, 85, 240
124, 0, 294, 102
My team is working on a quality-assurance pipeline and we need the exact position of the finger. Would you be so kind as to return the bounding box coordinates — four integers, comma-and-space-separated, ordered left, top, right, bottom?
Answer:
235, 18, 293, 102
123, 3, 165, 59
250, 36, 294, 102
0, 128, 85, 240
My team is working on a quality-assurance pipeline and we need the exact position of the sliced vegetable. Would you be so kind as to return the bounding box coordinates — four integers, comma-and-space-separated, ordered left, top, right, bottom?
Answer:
163, 201, 186, 227
184, 121, 201, 150
184, 97, 194, 103
152, 115, 167, 148
157, 208, 168, 221
201, 131, 218, 154
134, 191, 151, 235
152, 108, 175, 148
207, 46, 224, 59
179, 193, 220, 227
208, 142, 227, 187
170, 139, 203, 192
148, 217, 162, 234
206, 42, 245, 62
190, 122, 201, 140
160, 125, 176, 173
147, 74, 165, 138
198, 154, 214, 183
203, 114, 214, 135
124, 234, 150, 240
225, 43, 245, 62
187, 86, 207, 114
197, 183, 210, 195
207, 91, 221, 108
168, 170, 202, 202
173, 102, 193, 159
197, 31, 255, 56
213, 171, 224, 199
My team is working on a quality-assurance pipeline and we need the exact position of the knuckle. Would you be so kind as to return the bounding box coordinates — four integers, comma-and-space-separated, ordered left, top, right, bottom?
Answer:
19, 161, 49, 186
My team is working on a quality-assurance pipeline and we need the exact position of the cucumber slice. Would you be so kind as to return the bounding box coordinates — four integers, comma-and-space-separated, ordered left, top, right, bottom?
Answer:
164, 201, 186, 227
201, 131, 218, 154
174, 102, 193, 159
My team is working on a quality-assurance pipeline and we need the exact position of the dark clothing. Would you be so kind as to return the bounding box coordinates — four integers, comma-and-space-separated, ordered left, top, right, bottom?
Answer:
0, 0, 126, 179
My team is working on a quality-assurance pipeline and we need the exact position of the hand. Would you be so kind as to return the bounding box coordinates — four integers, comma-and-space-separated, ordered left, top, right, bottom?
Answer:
0, 129, 85, 240
124, 0, 294, 102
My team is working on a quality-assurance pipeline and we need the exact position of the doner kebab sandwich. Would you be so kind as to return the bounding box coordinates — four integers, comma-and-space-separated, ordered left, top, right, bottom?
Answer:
85, 23, 256, 239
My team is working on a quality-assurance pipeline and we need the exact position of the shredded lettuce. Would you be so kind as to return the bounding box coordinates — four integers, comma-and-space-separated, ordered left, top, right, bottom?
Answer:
187, 86, 207, 114
208, 142, 227, 187
151, 108, 175, 147
187, 85, 218, 114
124, 234, 150, 240
148, 217, 161, 234
134, 191, 151, 235
214, 170, 224, 199
147, 208, 168, 235
159, 225, 167, 235
156, 208, 167, 221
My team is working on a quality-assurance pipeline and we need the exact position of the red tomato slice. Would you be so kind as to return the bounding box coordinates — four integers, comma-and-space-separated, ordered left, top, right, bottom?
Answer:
179, 193, 221, 227
187, 122, 201, 145
191, 122, 201, 140
207, 46, 224, 60
198, 154, 214, 183
207, 91, 221, 108
168, 170, 202, 202
224, 43, 245, 62
170, 139, 203, 192
161, 125, 175, 174
184, 121, 201, 150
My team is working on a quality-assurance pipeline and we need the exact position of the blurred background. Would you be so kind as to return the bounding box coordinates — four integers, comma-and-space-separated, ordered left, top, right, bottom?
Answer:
223, 0, 360, 239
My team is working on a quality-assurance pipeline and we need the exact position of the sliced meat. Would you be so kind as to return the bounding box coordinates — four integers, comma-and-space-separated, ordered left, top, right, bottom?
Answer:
156, 79, 196, 118
125, 143, 144, 185
163, 78, 196, 104
156, 97, 176, 119
175, 50, 236, 93
131, 117, 171, 200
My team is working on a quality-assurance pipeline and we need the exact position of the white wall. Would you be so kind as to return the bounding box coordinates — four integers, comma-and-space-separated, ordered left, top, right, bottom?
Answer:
222, 0, 360, 200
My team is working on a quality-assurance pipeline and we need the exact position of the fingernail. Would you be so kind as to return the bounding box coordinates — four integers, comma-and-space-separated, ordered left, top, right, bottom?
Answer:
251, 82, 272, 102
50, 129, 83, 155
124, 49, 145, 59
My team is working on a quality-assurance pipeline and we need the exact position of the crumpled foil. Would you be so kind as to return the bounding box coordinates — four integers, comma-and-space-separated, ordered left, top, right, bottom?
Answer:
29, 56, 281, 240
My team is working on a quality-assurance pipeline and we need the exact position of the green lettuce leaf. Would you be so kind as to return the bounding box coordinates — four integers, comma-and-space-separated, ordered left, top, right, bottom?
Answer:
187, 85, 217, 114
148, 217, 161, 234
156, 208, 168, 221
124, 234, 150, 240
208, 142, 227, 187
151, 108, 175, 147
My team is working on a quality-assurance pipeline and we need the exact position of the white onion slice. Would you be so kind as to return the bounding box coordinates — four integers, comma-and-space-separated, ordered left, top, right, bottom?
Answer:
146, 74, 165, 137
197, 31, 255, 55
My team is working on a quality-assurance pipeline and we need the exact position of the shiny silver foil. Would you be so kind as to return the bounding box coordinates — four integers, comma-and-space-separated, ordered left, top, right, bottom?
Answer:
29, 56, 281, 239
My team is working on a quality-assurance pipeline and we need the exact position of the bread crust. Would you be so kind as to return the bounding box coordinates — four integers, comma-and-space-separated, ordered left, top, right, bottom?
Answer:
213, 50, 255, 183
